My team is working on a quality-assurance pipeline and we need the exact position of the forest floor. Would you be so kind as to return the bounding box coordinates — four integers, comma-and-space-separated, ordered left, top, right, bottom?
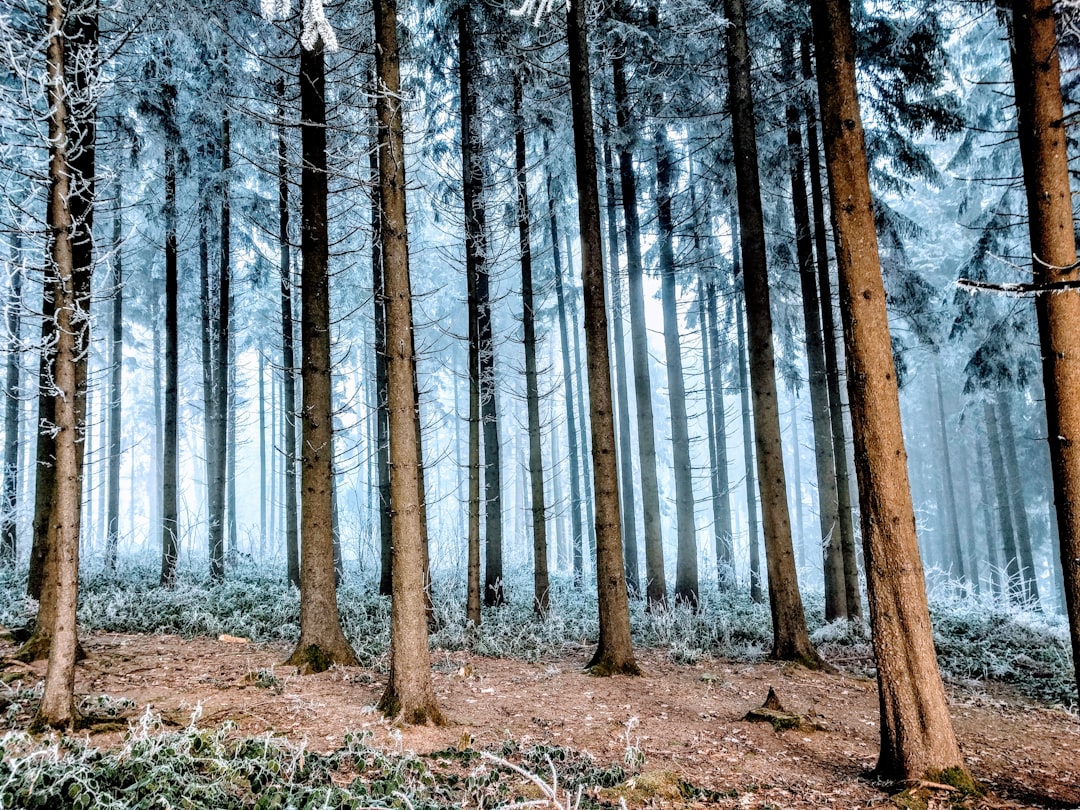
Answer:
1, 631, 1077, 809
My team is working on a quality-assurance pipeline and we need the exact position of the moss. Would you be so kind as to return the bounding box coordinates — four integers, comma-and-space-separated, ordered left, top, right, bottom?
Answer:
744, 707, 807, 732
585, 657, 643, 677
288, 644, 333, 674
926, 767, 984, 797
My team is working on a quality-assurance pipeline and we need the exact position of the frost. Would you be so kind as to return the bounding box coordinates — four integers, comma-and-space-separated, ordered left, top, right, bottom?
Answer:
510, 0, 570, 27
258, 0, 291, 21
300, 0, 338, 53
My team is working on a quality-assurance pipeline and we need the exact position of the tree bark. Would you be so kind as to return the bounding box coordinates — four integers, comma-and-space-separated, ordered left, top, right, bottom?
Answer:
1010, 0, 1080, 683
566, 0, 638, 676
514, 70, 549, 614
612, 51, 665, 609
287, 36, 357, 670
35, 0, 94, 728
811, 0, 970, 780
373, 0, 443, 723
160, 137, 179, 589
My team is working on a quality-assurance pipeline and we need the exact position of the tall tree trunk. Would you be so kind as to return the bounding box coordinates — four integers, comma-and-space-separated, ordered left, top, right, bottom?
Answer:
725, 0, 819, 666
985, 401, 1021, 600
34, 0, 95, 728
735, 287, 762, 603
370, 104, 393, 599
785, 46, 845, 620
566, 0, 638, 676
514, 70, 549, 614
547, 171, 585, 588
802, 37, 861, 619
654, 126, 697, 607
278, 82, 300, 589
612, 52, 665, 608
811, 0, 970, 780
789, 405, 805, 571
209, 101, 231, 581
934, 364, 967, 586
2, 234, 23, 568
373, 0, 443, 723
998, 395, 1040, 605
566, 237, 595, 576
287, 36, 357, 670
459, 9, 503, 608
160, 139, 179, 589
705, 281, 735, 587
258, 350, 266, 555
105, 195, 122, 572
601, 139, 639, 596
1009, 0, 1080, 693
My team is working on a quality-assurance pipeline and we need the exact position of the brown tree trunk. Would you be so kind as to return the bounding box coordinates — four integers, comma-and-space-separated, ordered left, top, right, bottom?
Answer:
802, 37, 861, 619
373, 0, 442, 723
277, 83, 300, 589
1010, 0, 1080, 679
612, 51, 665, 609
287, 36, 357, 671
514, 70, 549, 614
811, 0, 970, 780
567, 0, 638, 676
35, 0, 94, 728
785, 44, 845, 621
601, 139, 639, 596
725, 0, 819, 666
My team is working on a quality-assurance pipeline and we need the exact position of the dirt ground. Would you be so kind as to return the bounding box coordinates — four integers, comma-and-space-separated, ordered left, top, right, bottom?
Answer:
1, 632, 1077, 809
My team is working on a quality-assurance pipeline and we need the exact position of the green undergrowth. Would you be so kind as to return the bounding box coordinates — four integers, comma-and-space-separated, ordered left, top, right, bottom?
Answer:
0, 561, 1073, 707
0, 716, 647, 810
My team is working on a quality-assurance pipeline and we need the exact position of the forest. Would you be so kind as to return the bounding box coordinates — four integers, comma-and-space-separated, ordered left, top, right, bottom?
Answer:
0, 0, 1078, 806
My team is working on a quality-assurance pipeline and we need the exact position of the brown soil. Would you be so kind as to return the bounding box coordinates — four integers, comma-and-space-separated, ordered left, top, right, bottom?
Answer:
1, 632, 1077, 809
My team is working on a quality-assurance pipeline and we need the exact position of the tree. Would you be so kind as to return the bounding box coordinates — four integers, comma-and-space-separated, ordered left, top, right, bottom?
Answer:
1008, 0, 1080, 691
809, 0, 972, 781
724, 0, 821, 666
1, 234, 22, 568
286, 28, 357, 671
34, 0, 95, 729
104, 193, 123, 573
565, 0, 638, 676
514, 68, 550, 614
374, 0, 443, 723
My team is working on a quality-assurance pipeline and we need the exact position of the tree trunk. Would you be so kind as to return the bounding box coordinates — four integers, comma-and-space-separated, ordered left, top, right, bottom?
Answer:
28, 259, 57, 600
566, 237, 595, 577
601, 139, 639, 596
785, 46, 845, 620
34, 0, 94, 728
287, 36, 357, 671
998, 396, 1040, 605
985, 400, 1021, 600
259, 350, 266, 555
160, 139, 179, 589
654, 126, 698, 607
373, 0, 443, 723
934, 364, 967, 586
566, 0, 638, 676
811, 0, 970, 780
612, 52, 665, 608
547, 170, 585, 588
802, 37, 861, 620
514, 70, 549, 614
725, 0, 819, 666
277, 82, 300, 589
735, 287, 762, 603
105, 195, 122, 573
369, 102, 393, 599
199, 194, 220, 575
1010, 0, 1080, 688
705, 281, 735, 587
2, 234, 23, 568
